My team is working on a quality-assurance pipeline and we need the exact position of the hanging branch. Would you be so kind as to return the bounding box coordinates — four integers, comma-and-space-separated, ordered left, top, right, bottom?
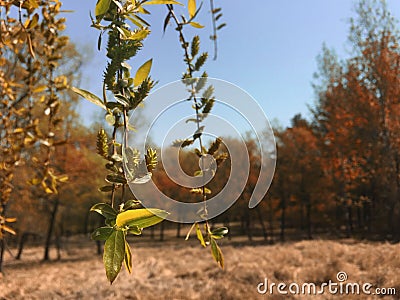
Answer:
165, 1, 228, 269
72, 0, 169, 284
209, 0, 225, 60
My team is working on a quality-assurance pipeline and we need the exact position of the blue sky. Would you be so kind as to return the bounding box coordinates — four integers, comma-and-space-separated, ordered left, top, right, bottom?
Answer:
62, 1, 400, 128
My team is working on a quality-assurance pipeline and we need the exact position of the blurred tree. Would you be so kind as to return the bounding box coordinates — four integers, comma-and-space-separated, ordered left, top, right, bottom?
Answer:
0, 0, 82, 268
312, 0, 400, 238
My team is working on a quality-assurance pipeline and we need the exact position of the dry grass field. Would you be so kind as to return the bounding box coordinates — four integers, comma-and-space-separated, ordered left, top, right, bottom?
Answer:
0, 236, 399, 299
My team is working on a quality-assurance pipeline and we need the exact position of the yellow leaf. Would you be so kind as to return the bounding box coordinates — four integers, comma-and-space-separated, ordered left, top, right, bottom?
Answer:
27, 13, 39, 29
189, 21, 204, 29
127, 29, 150, 41
45, 187, 54, 194
5, 218, 17, 223
116, 208, 168, 228
13, 128, 24, 134
188, 0, 196, 18
2, 225, 16, 235
134, 59, 152, 87
196, 223, 206, 247
33, 85, 47, 93
57, 175, 69, 183
29, 178, 41, 185
95, 0, 111, 17
123, 238, 133, 274
27, 0, 39, 9
211, 238, 224, 268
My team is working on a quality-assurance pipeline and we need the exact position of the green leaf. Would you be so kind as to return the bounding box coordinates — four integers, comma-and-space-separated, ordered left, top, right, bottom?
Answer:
103, 230, 125, 284
202, 85, 214, 99
134, 59, 152, 87
99, 185, 114, 193
122, 199, 142, 211
217, 23, 226, 30
207, 137, 222, 155
215, 13, 223, 21
91, 227, 114, 241
105, 218, 116, 227
193, 125, 205, 140
211, 226, 228, 239
212, 7, 222, 14
106, 174, 127, 184
194, 52, 208, 71
71, 87, 106, 110
191, 35, 200, 57
90, 203, 118, 219
189, 21, 204, 29
172, 139, 194, 148
95, 0, 111, 18
143, 0, 183, 5
112, 0, 123, 11
124, 237, 133, 274
128, 225, 142, 235
145, 148, 157, 171
188, 0, 196, 18
202, 98, 215, 115
116, 208, 169, 228
195, 73, 207, 92
210, 238, 224, 269
196, 223, 206, 247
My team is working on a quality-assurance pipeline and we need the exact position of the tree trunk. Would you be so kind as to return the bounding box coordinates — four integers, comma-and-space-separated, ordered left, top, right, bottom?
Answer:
346, 205, 353, 238
159, 222, 165, 241
150, 225, 155, 240
240, 216, 246, 235
280, 197, 286, 242
306, 202, 312, 239
56, 234, 61, 260
43, 198, 60, 261
246, 211, 253, 241
363, 201, 371, 235
300, 202, 305, 231
356, 205, 362, 230
16, 233, 29, 260
96, 240, 102, 255
268, 198, 274, 244
0, 237, 5, 273
256, 208, 267, 241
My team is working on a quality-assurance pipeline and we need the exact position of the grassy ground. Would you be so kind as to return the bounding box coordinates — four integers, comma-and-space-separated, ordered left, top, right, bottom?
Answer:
0, 236, 399, 299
